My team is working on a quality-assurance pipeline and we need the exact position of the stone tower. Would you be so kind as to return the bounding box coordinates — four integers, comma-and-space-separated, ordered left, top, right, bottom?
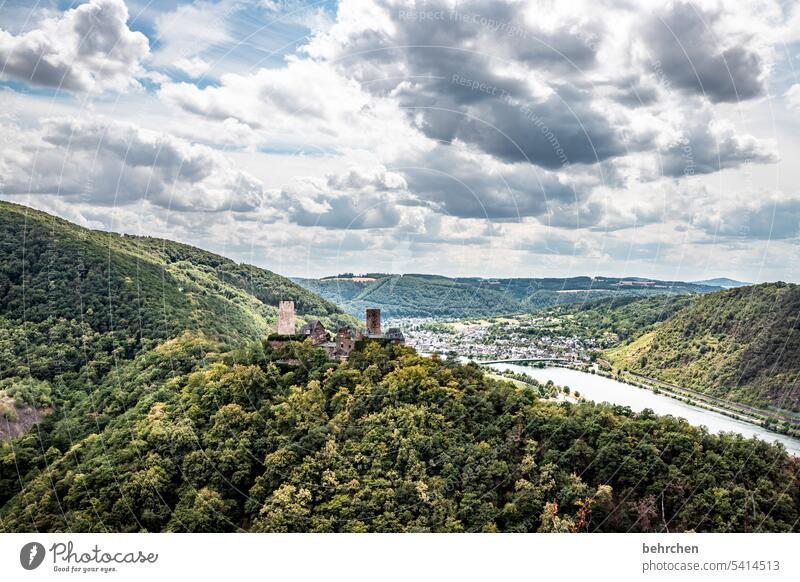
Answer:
366, 308, 381, 337
278, 300, 296, 335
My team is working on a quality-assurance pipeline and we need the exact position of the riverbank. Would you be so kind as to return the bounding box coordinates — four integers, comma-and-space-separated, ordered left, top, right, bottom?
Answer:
480, 357, 800, 439
485, 363, 800, 456
587, 363, 800, 439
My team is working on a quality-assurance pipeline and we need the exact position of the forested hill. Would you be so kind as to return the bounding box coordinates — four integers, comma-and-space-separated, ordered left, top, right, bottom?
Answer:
606, 282, 800, 411
0, 201, 350, 348
0, 203, 798, 533
295, 273, 719, 318
0, 201, 352, 435
2, 338, 798, 532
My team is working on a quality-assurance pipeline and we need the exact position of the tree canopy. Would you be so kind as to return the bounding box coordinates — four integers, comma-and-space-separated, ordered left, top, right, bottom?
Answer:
2, 337, 797, 533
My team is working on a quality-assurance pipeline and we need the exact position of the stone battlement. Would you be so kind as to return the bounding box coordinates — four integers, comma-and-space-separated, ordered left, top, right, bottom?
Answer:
272, 303, 404, 361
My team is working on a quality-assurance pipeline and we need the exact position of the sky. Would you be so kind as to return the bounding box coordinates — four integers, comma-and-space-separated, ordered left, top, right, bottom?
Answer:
1, 0, 800, 282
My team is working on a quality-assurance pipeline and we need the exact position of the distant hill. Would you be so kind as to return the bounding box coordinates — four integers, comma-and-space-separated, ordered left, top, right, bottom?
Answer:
546, 293, 699, 342
692, 277, 751, 289
295, 273, 721, 318
606, 282, 800, 411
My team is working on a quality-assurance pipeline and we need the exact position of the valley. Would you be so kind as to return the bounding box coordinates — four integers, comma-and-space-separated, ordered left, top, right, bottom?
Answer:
0, 203, 798, 533
393, 290, 800, 442
295, 273, 719, 318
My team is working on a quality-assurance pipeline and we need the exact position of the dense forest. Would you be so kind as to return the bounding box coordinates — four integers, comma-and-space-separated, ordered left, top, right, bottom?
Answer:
607, 283, 800, 412
0, 201, 353, 438
2, 338, 798, 532
1, 203, 798, 533
527, 294, 700, 344
295, 274, 718, 318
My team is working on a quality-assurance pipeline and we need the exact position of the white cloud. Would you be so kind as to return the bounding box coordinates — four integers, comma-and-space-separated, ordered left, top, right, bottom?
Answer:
0, 0, 149, 93
158, 56, 420, 155
691, 189, 800, 240
2, 0, 800, 280
785, 84, 800, 111
657, 108, 777, 177
261, 0, 335, 33
0, 115, 267, 212
151, 0, 238, 67
275, 165, 410, 229
174, 56, 211, 78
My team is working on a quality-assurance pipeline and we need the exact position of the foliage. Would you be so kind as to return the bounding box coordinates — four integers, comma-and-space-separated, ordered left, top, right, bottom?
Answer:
0, 200, 352, 387
545, 294, 698, 341
607, 283, 800, 411
1, 203, 797, 533
2, 338, 797, 533
0, 201, 354, 502
296, 274, 718, 318
0, 201, 350, 353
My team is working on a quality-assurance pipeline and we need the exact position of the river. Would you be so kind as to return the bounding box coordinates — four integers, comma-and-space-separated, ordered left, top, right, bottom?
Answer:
488, 363, 800, 456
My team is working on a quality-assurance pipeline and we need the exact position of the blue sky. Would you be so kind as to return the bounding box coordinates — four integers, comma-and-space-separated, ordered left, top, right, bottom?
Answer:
1, 0, 800, 283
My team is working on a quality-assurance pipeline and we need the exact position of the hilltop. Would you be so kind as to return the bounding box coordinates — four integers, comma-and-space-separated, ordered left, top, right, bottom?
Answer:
2, 338, 798, 532
295, 273, 719, 318
0, 201, 353, 436
606, 283, 800, 411
0, 201, 351, 346
692, 278, 751, 289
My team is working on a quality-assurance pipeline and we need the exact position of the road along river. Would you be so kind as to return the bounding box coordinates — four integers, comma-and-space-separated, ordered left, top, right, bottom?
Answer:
488, 363, 800, 456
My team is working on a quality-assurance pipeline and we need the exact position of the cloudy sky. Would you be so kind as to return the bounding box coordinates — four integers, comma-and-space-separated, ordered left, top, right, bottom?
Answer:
1, 0, 799, 282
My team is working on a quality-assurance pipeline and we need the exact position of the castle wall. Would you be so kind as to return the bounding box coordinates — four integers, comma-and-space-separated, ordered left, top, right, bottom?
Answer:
278, 300, 296, 335
366, 308, 381, 337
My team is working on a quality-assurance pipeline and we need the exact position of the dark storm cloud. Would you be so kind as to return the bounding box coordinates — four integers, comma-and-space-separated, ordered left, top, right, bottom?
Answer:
443, 85, 629, 169
324, 0, 628, 169
516, 26, 598, 70
385, 49, 631, 169
395, 0, 599, 70
646, 1, 765, 103
399, 147, 579, 220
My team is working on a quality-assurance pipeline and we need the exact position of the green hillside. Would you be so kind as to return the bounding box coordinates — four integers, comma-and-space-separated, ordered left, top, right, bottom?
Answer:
295, 274, 718, 318
0, 200, 350, 358
606, 283, 800, 411
0, 203, 798, 533
2, 337, 798, 532
0, 201, 353, 437
543, 293, 699, 342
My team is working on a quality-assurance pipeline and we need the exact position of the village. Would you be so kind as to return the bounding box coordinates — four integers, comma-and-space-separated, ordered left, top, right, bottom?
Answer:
268, 302, 597, 364
390, 316, 599, 362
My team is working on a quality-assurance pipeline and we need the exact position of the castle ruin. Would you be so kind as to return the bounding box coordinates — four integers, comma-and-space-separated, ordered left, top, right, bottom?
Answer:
277, 300, 296, 335
366, 308, 382, 337
273, 303, 403, 361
